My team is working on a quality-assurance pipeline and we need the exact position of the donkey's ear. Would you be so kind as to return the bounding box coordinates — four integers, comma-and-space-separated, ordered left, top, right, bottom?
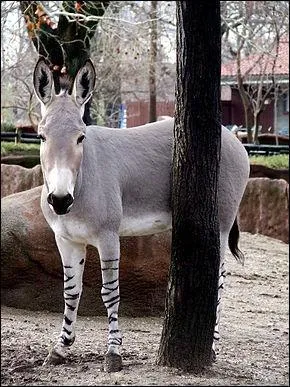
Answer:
73, 59, 96, 107
33, 57, 55, 105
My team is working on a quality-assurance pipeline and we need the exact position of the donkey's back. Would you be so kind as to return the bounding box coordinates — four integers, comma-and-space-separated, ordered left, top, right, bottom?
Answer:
81, 118, 249, 237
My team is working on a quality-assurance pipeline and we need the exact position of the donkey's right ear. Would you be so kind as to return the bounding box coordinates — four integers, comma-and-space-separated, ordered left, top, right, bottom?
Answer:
33, 57, 55, 106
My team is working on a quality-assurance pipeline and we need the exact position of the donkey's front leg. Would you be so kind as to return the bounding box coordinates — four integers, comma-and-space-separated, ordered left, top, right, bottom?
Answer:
95, 232, 122, 372
43, 235, 86, 365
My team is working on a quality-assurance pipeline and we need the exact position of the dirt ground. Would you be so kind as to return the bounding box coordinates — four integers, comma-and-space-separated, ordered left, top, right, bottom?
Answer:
1, 232, 289, 386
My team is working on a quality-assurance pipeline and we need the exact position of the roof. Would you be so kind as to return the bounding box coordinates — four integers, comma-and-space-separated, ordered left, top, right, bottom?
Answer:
221, 39, 289, 83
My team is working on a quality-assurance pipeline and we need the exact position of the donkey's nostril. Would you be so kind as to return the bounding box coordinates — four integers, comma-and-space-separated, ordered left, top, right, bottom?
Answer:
47, 193, 54, 205
64, 193, 74, 207
47, 193, 74, 215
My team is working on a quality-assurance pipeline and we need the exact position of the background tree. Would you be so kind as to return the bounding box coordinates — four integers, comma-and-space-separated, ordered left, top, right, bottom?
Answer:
2, 2, 288, 133
221, 1, 289, 143
148, 0, 157, 122
1, 1, 176, 129
1, 2, 39, 128
90, 1, 176, 126
157, 0, 221, 372
19, 0, 110, 124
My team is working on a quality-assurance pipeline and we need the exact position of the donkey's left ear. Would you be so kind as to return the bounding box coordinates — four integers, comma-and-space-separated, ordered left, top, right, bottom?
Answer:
73, 59, 96, 107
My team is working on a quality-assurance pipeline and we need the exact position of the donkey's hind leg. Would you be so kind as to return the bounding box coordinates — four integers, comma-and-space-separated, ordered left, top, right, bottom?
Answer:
94, 231, 122, 372
43, 235, 86, 365
212, 231, 228, 361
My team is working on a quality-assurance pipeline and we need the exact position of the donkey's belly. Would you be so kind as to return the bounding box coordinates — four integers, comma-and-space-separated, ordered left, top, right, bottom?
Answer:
119, 212, 172, 236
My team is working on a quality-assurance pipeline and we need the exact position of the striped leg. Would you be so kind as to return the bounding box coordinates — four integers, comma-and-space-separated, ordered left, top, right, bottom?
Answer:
43, 235, 86, 365
95, 232, 122, 372
212, 232, 228, 360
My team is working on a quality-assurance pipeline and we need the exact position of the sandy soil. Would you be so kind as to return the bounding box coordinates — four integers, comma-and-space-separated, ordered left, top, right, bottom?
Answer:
1, 232, 289, 386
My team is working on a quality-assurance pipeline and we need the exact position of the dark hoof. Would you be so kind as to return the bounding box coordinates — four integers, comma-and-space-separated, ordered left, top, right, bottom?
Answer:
43, 349, 66, 366
104, 353, 123, 372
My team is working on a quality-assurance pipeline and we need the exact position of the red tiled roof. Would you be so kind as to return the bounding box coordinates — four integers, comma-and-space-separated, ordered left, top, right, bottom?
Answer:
221, 40, 289, 78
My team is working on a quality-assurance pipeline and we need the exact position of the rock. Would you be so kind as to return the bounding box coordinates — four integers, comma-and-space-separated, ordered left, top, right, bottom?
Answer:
1, 164, 43, 198
1, 155, 40, 169
258, 133, 289, 145
1, 186, 170, 316
250, 164, 288, 183
239, 178, 289, 244
1, 177, 288, 316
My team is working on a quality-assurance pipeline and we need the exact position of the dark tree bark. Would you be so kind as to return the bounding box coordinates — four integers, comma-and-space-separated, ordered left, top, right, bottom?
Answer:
157, 0, 221, 372
19, 1, 110, 124
148, 0, 157, 123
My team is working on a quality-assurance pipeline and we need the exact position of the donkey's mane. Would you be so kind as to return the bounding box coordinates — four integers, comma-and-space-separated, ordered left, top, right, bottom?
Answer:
59, 75, 73, 94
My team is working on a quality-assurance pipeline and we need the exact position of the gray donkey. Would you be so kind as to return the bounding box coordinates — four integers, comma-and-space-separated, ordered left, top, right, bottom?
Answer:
33, 58, 250, 372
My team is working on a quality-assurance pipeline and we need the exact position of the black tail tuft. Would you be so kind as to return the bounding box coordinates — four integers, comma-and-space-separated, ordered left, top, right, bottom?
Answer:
228, 218, 245, 265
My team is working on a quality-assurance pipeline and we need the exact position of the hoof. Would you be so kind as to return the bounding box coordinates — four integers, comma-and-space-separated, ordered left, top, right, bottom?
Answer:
43, 349, 66, 366
104, 353, 123, 372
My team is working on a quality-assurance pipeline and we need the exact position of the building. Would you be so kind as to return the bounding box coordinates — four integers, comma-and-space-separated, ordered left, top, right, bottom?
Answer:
220, 39, 289, 135
117, 39, 289, 134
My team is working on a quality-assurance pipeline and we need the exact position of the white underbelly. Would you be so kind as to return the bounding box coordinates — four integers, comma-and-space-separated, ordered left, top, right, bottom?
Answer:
119, 212, 172, 237
46, 210, 172, 242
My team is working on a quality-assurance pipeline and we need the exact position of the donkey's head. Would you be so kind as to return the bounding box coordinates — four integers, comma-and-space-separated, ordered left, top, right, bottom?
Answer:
33, 58, 96, 215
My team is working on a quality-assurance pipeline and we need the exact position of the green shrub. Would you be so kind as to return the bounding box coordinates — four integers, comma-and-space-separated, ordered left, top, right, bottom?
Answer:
1, 122, 16, 132
1, 141, 40, 157
250, 154, 289, 169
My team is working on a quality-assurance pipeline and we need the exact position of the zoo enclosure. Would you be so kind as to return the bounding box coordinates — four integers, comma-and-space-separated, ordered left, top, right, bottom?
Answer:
1, 131, 288, 157
1, 98, 289, 157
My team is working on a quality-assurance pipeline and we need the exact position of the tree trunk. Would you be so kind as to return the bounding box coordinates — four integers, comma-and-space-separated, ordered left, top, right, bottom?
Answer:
237, 85, 254, 143
148, 1, 157, 123
236, 46, 253, 143
244, 103, 254, 143
157, 0, 221, 372
253, 111, 262, 144
274, 86, 279, 145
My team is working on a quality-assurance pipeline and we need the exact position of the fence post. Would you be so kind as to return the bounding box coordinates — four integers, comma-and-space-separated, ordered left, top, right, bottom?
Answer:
15, 128, 21, 144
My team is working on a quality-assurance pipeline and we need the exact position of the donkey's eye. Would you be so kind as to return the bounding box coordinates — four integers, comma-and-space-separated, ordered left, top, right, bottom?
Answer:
37, 134, 46, 142
77, 134, 86, 144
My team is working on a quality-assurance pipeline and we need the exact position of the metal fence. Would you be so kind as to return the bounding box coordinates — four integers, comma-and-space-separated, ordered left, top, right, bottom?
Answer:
1, 131, 289, 156
1, 131, 40, 144
244, 144, 289, 156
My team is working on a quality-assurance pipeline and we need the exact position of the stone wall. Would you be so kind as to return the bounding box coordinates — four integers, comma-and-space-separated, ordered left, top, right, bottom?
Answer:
1, 186, 170, 316
1, 174, 288, 316
239, 178, 289, 244
1, 163, 288, 243
1, 164, 43, 198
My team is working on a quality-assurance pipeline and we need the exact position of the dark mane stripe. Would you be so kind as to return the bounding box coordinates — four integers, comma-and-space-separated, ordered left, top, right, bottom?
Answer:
59, 75, 73, 93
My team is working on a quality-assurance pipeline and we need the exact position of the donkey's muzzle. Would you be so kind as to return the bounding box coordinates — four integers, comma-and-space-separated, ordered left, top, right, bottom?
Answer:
47, 193, 74, 215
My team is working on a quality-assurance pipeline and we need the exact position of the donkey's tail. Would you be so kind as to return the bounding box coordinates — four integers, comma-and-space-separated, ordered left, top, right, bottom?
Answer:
228, 217, 245, 265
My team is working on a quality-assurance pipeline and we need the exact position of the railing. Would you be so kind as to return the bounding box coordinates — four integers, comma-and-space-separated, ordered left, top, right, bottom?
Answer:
244, 144, 289, 156
1, 132, 289, 156
1, 131, 40, 144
